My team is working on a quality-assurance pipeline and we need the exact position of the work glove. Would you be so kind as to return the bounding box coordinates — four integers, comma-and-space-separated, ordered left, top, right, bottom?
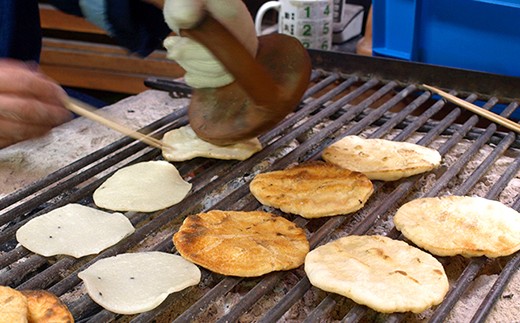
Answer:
163, 0, 258, 88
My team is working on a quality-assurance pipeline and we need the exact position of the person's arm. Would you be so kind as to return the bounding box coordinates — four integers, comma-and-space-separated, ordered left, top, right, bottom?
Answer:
162, 0, 259, 88
0, 60, 72, 148
48, 0, 171, 57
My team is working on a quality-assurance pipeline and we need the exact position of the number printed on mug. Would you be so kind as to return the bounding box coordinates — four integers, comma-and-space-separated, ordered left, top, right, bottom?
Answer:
321, 40, 329, 50
301, 3, 331, 19
255, 0, 334, 50
323, 22, 330, 35
303, 24, 312, 36
323, 3, 330, 16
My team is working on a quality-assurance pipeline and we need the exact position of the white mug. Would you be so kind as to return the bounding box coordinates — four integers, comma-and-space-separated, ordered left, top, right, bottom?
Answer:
255, 0, 333, 50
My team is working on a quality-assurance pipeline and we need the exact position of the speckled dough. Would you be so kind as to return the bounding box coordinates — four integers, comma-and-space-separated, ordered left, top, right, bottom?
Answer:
78, 252, 201, 315
394, 195, 520, 258
250, 161, 374, 218
322, 135, 441, 181
305, 235, 449, 314
174, 210, 309, 277
93, 160, 192, 212
162, 125, 262, 161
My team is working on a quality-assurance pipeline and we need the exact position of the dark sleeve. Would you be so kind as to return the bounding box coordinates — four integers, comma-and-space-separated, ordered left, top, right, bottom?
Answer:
47, 0, 171, 57
0, 0, 42, 61
44, 0, 83, 16
106, 0, 171, 56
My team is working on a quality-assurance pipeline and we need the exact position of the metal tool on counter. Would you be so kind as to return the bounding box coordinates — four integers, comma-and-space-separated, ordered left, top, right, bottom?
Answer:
180, 14, 312, 145
144, 78, 192, 98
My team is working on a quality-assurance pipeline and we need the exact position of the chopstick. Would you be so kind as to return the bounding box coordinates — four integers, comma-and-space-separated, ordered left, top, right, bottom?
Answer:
63, 97, 173, 150
423, 84, 520, 134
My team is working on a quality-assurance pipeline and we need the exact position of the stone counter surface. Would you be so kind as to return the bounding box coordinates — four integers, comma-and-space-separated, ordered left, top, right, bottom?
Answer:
0, 90, 189, 198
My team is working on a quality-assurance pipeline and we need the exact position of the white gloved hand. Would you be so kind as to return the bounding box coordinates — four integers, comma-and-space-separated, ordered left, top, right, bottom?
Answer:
163, 0, 258, 88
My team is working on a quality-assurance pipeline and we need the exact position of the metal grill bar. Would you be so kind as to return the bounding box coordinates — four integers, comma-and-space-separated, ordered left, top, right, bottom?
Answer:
430, 258, 488, 323
391, 95, 452, 142
488, 155, 520, 199
370, 91, 432, 138
471, 252, 520, 322
170, 277, 242, 323
457, 131, 516, 194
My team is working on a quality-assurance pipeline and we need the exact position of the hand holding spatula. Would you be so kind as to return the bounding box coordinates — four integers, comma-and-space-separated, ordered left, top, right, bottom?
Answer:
163, 0, 312, 145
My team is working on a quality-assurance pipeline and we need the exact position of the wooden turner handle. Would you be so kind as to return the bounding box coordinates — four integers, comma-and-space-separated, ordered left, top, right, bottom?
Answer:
180, 15, 281, 105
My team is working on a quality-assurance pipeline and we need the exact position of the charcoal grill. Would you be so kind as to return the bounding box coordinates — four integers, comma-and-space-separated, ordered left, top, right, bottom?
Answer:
1, 50, 519, 322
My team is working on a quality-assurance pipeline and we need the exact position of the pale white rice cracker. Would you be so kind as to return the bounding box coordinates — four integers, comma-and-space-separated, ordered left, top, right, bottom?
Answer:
394, 196, 520, 258
162, 125, 262, 161
93, 160, 191, 212
16, 203, 134, 258
305, 235, 449, 314
78, 252, 201, 315
322, 135, 441, 181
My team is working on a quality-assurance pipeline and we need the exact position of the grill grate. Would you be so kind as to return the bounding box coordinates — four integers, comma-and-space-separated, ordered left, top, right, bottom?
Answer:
1, 51, 519, 322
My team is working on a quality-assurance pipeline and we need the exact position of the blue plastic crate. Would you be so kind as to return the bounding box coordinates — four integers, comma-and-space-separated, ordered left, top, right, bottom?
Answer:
372, 0, 520, 78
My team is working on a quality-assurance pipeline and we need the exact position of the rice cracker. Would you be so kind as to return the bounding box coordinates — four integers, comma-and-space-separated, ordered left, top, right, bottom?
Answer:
22, 290, 73, 323
93, 160, 191, 212
173, 210, 309, 277
78, 252, 200, 315
394, 195, 520, 258
249, 161, 373, 218
162, 125, 262, 161
305, 235, 449, 313
322, 135, 441, 181
0, 286, 27, 323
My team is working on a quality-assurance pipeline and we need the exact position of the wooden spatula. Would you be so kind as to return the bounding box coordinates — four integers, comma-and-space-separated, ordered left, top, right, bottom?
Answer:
180, 15, 311, 145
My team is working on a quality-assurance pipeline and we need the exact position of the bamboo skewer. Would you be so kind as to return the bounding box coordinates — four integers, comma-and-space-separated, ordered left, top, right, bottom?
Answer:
423, 84, 520, 134
63, 97, 173, 150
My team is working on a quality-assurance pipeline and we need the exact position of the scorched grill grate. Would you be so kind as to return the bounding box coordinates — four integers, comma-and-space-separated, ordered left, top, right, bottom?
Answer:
1, 51, 519, 322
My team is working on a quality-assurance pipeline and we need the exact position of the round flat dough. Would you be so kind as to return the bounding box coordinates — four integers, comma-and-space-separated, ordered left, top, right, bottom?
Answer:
0, 286, 27, 323
174, 210, 310, 277
22, 290, 73, 323
78, 252, 201, 315
305, 235, 449, 314
162, 125, 262, 161
322, 135, 441, 181
16, 203, 135, 258
93, 160, 191, 212
394, 196, 520, 257
250, 161, 374, 218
